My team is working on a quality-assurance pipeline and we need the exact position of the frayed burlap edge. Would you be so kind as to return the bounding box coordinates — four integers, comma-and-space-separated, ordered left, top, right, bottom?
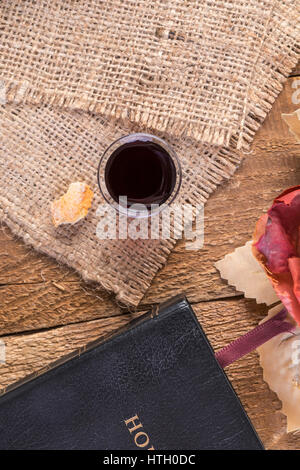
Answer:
3, 44, 299, 150
3, 52, 298, 150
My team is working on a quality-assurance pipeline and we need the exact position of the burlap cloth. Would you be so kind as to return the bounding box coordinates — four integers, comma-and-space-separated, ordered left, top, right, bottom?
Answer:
0, 0, 299, 306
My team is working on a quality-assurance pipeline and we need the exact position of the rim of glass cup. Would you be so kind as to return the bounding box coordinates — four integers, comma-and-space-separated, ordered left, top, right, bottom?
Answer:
97, 133, 182, 219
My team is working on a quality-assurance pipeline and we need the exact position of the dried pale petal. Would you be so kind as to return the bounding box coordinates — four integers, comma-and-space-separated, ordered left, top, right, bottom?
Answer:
51, 182, 93, 227
258, 304, 300, 432
282, 109, 300, 143
215, 241, 278, 305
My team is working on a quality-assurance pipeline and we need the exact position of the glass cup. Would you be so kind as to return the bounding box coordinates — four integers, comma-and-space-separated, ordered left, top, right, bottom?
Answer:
98, 133, 181, 218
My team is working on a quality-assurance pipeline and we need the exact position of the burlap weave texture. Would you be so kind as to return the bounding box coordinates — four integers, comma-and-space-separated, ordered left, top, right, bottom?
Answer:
1, 0, 299, 147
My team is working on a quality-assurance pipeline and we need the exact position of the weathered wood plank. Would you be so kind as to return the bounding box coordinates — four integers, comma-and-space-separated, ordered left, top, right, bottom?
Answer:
0, 298, 296, 449
0, 281, 122, 335
0, 225, 78, 284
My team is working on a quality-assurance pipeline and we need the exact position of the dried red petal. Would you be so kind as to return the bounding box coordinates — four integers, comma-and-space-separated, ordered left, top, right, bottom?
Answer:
252, 186, 300, 325
275, 186, 300, 205
255, 212, 296, 273
288, 257, 300, 304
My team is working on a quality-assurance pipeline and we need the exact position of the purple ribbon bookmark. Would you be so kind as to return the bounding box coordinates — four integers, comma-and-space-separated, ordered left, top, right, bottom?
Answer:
215, 308, 295, 369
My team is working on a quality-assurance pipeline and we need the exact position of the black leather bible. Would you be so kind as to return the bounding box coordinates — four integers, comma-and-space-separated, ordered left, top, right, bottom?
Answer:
0, 296, 263, 450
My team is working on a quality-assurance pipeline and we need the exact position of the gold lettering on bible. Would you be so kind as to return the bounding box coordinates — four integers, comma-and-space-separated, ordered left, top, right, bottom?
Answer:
124, 415, 155, 450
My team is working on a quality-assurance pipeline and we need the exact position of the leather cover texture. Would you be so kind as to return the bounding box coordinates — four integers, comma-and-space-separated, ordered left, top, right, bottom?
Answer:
0, 296, 263, 449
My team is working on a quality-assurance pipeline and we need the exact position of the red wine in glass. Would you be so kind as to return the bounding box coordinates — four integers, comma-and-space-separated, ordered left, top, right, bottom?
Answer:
98, 134, 181, 217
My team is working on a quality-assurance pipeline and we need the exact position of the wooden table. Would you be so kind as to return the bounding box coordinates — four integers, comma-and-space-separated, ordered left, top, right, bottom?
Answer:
1, 63, 300, 450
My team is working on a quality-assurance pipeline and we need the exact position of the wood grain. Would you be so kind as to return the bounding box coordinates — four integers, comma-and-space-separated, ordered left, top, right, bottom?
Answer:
0, 281, 122, 334
0, 70, 300, 449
